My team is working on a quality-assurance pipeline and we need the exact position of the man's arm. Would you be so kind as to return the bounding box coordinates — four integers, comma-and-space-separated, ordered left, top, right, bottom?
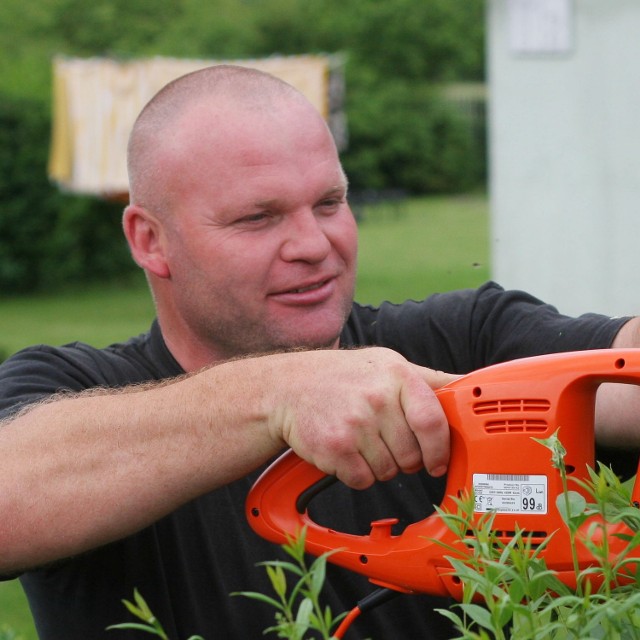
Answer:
596, 317, 640, 446
0, 347, 453, 575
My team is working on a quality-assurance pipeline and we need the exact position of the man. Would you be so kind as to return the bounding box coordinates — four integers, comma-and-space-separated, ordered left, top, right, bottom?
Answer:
0, 65, 638, 639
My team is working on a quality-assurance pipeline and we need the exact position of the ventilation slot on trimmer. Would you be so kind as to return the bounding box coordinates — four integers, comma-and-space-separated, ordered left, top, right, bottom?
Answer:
472, 398, 551, 433
465, 529, 549, 549
473, 398, 551, 414
484, 419, 548, 434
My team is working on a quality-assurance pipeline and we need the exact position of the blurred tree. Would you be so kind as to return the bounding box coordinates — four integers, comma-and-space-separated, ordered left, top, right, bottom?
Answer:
248, 0, 483, 79
0, 95, 133, 293
345, 0, 484, 81
49, 0, 183, 56
342, 73, 480, 193
0, 97, 56, 291
0, 0, 484, 98
151, 0, 258, 59
0, 0, 486, 292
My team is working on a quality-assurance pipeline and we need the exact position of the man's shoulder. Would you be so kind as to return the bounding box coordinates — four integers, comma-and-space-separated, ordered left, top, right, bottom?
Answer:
4, 331, 152, 381
0, 321, 180, 415
349, 282, 503, 317
346, 283, 500, 339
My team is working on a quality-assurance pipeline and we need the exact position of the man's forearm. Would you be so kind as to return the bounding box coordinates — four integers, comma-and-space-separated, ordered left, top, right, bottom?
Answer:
0, 358, 284, 574
596, 317, 640, 447
0, 347, 453, 574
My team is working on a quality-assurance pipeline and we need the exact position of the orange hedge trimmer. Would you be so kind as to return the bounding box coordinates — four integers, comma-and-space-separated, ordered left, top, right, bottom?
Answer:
246, 350, 640, 636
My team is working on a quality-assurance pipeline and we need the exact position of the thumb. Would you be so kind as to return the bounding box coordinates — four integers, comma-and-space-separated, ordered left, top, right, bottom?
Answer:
414, 365, 461, 391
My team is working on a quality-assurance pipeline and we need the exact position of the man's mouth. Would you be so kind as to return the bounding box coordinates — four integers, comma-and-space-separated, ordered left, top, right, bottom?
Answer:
270, 278, 336, 305
288, 281, 327, 294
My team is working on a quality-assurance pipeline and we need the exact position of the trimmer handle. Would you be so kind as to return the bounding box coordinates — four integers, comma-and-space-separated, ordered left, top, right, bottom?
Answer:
247, 349, 640, 597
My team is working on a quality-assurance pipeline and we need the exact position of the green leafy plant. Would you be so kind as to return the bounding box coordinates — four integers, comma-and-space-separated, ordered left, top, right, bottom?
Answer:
434, 430, 640, 639
110, 432, 640, 639
107, 589, 204, 640
109, 529, 344, 640
232, 528, 346, 640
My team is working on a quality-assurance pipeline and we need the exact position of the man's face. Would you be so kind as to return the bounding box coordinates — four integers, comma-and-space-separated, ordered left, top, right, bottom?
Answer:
157, 99, 358, 361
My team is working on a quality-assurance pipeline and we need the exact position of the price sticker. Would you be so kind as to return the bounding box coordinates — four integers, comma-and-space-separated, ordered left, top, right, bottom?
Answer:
473, 474, 548, 514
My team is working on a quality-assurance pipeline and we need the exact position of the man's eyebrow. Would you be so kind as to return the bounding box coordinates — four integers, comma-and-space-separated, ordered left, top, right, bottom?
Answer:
252, 198, 279, 209
251, 185, 348, 209
320, 183, 348, 197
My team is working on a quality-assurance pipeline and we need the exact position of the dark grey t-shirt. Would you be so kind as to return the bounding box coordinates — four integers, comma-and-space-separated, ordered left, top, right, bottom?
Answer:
0, 282, 631, 639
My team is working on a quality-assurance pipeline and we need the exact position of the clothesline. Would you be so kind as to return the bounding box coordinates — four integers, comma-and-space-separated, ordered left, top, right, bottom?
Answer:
48, 54, 345, 199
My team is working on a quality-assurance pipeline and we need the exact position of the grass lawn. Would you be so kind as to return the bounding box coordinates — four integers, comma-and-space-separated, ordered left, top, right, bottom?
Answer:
355, 193, 489, 304
0, 274, 156, 360
0, 192, 489, 638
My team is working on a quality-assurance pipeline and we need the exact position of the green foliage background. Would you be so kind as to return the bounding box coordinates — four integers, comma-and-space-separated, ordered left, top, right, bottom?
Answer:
0, 0, 486, 293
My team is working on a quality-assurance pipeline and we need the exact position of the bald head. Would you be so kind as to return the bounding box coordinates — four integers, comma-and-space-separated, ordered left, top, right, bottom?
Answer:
127, 65, 321, 213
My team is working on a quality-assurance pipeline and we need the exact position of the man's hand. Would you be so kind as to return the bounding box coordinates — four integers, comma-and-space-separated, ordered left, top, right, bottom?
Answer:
264, 347, 456, 490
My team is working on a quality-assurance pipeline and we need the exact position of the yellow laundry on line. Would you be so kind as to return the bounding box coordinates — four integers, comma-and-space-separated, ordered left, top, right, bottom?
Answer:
48, 55, 344, 199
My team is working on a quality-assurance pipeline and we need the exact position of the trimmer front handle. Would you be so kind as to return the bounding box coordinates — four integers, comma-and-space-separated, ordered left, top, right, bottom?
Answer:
247, 349, 640, 598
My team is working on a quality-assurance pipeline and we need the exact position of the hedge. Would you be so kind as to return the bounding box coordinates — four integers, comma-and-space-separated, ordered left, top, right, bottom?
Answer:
0, 94, 135, 294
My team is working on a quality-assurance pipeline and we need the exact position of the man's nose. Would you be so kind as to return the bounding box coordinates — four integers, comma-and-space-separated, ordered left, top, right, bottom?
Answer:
279, 210, 332, 263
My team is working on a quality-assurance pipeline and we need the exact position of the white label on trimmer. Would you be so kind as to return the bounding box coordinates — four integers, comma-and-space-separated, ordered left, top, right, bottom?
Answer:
472, 474, 548, 514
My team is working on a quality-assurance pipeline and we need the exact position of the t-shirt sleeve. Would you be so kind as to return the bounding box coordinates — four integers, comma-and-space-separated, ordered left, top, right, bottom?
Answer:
448, 282, 629, 368
0, 345, 110, 420
0, 326, 169, 421
345, 282, 630, 374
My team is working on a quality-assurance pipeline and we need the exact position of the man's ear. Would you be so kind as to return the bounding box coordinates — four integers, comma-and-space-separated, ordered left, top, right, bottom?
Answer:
122, 204, 171, 279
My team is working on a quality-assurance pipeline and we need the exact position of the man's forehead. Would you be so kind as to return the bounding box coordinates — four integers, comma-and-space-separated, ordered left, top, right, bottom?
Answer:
173, 95, 327, 158
152, 89, 341, 196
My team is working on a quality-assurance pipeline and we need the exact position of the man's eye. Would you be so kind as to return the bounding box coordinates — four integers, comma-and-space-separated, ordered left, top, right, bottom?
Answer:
238, 213, 269, 224
317, 198, 344, 212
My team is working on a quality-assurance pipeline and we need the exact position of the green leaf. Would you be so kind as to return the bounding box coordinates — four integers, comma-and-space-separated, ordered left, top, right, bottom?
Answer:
133, 588, 155, 620
533, 430, 567, 469
433, 607, 465, 628
456, 603, 494, 632
106, 622, 164, 636
556, 490, 587, 524
295, 597, 313, 629
259, 559, 304, 578
121, 598, 144, 620
266, 564, 288, 599
310, 555, 328, 596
